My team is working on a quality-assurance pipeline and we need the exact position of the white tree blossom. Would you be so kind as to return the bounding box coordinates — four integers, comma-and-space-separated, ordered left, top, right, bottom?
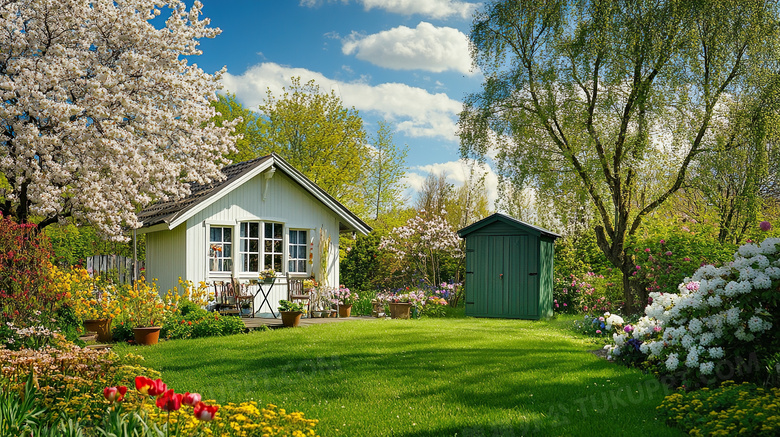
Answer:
0, 0, 236, 238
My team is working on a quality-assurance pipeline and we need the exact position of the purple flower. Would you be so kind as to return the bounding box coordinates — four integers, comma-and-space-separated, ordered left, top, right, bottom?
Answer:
760, 221, 772, 231
665, 251, 672, 256
624, 325, 633, 333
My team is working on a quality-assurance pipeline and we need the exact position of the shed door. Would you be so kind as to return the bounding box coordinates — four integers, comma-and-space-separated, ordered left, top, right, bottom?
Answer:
467, 235, 538, 318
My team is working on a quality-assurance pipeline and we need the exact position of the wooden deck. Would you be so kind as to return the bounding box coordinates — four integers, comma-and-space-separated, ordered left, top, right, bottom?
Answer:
242, 315, 378, 329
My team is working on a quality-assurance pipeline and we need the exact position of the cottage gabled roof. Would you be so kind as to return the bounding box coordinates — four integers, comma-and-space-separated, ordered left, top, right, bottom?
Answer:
136, 153, 371, 235
457, 213, 561, 239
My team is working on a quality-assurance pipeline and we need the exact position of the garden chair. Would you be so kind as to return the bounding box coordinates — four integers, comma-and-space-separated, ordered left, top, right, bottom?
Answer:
286, 273, 311, 317
213, 280, 240, 315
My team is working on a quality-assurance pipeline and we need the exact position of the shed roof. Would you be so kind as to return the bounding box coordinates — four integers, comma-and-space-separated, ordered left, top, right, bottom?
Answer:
136, 153, 371, 235
457, 213, 561, 239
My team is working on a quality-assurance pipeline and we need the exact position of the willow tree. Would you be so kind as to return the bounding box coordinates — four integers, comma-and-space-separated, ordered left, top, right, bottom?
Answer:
459, 0, 780, 311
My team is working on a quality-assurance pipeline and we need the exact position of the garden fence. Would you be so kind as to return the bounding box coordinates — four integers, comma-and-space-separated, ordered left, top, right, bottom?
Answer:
85, 255, 144, 284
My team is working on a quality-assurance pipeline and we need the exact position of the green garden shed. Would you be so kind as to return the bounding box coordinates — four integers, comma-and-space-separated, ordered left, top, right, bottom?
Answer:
458, 213, 560, 320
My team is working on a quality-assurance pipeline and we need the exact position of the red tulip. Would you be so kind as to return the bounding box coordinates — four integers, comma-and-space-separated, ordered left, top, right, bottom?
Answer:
155, 389, 183, 411
148, 378, 167, 397
135, 376, 153, 395
103, 386, 128, 402
182, 392, 201, 407
193, 401, 219, 421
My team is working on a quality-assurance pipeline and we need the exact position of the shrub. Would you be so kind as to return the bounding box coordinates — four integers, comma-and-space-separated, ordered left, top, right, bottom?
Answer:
606, 234, 780, 388
161, 310, 244, 340
554, 271, 623, 315
379, 210, 463, 287
0, 216, 65, 328
341, 232, 383, 290
629, 230, 737, 296
658, 381, 780, 436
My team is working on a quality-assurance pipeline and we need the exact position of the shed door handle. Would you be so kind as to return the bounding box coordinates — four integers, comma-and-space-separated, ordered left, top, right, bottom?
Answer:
529, 272, 538, 276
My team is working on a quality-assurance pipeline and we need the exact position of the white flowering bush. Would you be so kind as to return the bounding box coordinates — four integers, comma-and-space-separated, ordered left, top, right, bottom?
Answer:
606, 237, 780, 387
379, 209, 463, 286
0, 0, 236, 238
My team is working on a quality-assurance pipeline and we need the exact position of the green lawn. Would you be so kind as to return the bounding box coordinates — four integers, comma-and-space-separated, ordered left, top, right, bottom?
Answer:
115, 316, 684, 437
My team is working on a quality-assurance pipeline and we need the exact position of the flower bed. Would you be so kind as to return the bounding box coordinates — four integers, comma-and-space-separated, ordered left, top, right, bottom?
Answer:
1, 337, 320, 436
605, 236, 780, 388
658, 380, 780, 436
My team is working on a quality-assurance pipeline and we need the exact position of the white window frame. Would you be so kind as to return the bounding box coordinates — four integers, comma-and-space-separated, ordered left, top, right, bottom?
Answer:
288, 229, 309, 275
207, 224, 234, 275
238, 222, 261, 274
263, 221, 285, 274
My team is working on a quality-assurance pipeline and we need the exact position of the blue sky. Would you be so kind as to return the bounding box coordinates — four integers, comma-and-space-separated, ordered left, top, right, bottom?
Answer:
187, 0, 499, 205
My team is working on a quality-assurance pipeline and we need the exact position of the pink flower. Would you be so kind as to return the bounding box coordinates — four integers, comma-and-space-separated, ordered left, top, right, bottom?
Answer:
644, 248, 651, 252
659, 239, 665, 244
636, 265, 641, 270
194, 402, 219, 421
182, 392, 201, 407
104, 386, 128, 402
665, 251, 672, 256
683, 257, 691, 262
624, 325, 633, 333
563, 303, 567, 307
555, 303, 559, 308
653, 325, 662, 332
596, 330, 602, 334
760, 221, 772, 231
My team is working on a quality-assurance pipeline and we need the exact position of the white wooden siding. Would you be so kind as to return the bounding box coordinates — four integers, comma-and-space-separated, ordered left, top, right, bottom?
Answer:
145, 169, 343, 312
145, 224, 186, 294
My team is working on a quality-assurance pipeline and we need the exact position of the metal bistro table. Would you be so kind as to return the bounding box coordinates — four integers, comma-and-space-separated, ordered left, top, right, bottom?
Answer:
255, 277, 278, 318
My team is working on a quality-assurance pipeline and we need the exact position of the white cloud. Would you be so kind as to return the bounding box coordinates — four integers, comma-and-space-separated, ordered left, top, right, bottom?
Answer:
404, 159, 499, 207
359, 0, 477, 19
299, 0, 478, 19
220, 62, 462, 141
342, 22, 474, 75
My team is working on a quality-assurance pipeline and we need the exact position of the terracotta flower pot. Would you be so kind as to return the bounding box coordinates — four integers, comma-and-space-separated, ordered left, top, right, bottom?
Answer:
133, 326, 162, 345
280, 311, 303, 327
83, 318, 113, 342
389, 302, 412, 319
338, 305, 352, 318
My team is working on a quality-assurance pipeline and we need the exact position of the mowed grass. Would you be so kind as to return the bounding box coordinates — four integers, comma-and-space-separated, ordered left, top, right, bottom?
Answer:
115, 316, 684, 437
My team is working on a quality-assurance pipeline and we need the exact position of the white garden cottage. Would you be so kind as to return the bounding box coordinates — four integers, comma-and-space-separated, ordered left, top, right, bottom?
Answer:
136, 153, 371, 315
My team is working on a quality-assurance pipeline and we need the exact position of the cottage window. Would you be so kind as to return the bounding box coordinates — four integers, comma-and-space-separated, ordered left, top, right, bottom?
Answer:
209, 226, 233, 272
264, 222, 283, 273
288, 230, 308, 274
239, 222, 260, 272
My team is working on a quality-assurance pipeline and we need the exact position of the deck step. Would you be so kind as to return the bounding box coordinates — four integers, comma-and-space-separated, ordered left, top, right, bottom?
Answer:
86, 344, 112, 350
79, 334, 98, 342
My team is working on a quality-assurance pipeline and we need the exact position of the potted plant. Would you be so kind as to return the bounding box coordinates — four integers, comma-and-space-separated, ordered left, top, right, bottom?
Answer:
124, 278, 180, 345
260, 269, 276, 283
382, 291, 425, 319
330, 285, 358, 318
72, 278, 119, 342
278, 300, 305, 327
240, 300, 252, 316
